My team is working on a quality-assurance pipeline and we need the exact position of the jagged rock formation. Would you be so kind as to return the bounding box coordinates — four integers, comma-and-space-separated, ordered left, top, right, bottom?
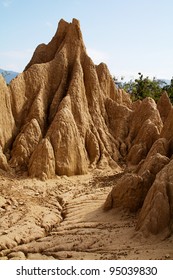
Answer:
157, 91, 172, 123
104, 92, 173, 236
1, 18, 132, 179
136, 159, 173, 234
0, 18, 173, 236
126, 97, 162, 165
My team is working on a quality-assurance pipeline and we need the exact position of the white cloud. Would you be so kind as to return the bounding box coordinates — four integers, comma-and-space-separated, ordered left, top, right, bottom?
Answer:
0, 49, 34, 72
0, 49, 33, 59
86, 48, 110, 65
45, 21, 53, 29
2, 63, 20, 72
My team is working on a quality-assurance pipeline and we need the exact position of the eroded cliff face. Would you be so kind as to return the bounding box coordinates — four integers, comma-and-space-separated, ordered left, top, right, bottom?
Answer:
0, 18, 173, 236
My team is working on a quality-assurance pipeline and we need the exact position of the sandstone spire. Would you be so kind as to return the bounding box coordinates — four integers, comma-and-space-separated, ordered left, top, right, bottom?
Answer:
6, 19, 131, 179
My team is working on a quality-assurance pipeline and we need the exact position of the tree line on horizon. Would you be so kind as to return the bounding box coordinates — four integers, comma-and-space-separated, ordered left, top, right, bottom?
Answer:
114, 73, 173, 103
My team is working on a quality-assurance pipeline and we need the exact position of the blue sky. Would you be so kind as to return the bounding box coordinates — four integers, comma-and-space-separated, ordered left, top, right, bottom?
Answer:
1, 0, 173, 80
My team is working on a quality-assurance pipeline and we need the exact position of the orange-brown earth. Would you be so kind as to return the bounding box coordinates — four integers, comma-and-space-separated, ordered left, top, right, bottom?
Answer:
0, 19, 173, 260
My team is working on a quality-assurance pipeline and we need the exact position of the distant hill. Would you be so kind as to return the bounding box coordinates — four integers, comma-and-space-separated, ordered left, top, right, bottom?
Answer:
0, 68, 19, 84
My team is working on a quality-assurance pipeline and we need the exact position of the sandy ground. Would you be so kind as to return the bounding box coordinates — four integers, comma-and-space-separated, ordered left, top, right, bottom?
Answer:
0, 168, 172, 260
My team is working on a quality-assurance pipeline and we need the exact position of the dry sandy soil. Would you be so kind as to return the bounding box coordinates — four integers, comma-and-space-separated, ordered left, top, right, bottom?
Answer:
0, 168, 172, 260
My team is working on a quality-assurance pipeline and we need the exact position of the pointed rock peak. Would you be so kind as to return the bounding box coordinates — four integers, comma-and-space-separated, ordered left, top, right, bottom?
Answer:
54, 18, 83, 42
57, 18, 80, 29
160, 107, 173, 140
157, 91, 172, 123
72, 18, 80, 25
158, 91, 170, 102
57, 18, 70, 30
25, 18, 85, 71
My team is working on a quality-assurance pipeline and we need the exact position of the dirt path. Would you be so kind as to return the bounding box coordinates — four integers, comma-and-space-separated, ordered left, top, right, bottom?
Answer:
0, 170, 172, 260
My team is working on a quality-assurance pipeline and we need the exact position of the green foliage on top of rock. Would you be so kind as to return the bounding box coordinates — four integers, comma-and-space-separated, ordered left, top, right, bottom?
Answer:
114, 73, 173, 103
